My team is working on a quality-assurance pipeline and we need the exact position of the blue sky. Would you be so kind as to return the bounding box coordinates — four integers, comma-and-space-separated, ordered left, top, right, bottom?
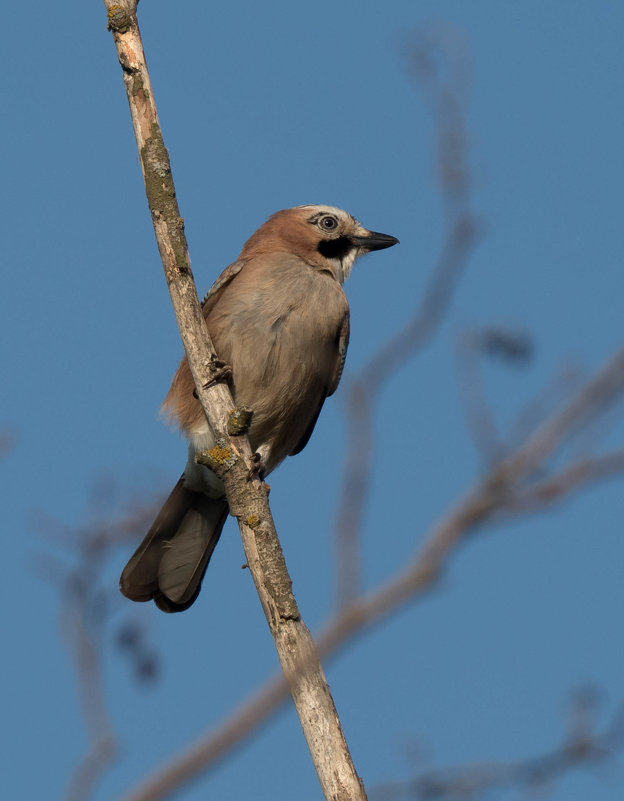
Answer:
2, 2, 624, 800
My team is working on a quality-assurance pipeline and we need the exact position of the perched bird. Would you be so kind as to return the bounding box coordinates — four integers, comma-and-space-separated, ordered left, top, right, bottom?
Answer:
120, 205, 398, 612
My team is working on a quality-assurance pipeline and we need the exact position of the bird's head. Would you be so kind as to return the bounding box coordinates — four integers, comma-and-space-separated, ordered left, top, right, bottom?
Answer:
239, 205, 399, 283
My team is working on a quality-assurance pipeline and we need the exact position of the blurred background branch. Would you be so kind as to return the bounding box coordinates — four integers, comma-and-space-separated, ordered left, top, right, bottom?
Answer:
372, 690, 624, 801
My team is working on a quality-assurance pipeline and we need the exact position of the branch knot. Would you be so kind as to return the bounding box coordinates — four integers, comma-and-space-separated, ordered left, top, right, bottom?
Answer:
228, 406, 254, 437
107, 5, 133, 33
195, 440, 238, 477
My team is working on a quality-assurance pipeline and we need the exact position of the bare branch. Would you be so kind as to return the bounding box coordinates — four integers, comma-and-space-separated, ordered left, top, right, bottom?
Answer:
455, 327, 534, 465
499, 449, 624, 514
493, 347, 624, 484
116, 676, 289, 801
102, 3, 366, 799
371, 694, 624, 800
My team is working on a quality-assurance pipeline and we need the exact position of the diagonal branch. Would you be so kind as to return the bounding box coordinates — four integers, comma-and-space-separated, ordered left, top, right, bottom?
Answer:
103, 3, 366, 799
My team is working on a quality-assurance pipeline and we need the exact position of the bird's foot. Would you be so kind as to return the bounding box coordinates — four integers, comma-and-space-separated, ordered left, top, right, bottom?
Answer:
247, 452, 267, 482
193, 356, 233, 397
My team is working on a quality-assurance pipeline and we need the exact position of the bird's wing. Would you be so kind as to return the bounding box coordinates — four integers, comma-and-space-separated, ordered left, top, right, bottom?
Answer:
289, 312, 350, 456
161, 259, 247, 429
327, 312, 350, 397
201, 258, 247, 317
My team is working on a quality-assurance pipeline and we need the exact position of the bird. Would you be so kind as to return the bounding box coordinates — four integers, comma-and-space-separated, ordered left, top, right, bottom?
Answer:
120, 205, 398, 612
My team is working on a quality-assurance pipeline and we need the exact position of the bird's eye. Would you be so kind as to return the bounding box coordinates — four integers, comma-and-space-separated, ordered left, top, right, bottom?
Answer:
319, 216, 338, 231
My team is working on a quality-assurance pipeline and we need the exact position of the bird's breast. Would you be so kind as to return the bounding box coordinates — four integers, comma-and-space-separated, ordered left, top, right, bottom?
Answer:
208, 260, 348, 467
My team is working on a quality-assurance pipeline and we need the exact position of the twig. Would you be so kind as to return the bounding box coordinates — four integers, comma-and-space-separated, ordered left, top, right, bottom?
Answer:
62, 581, 118, 801
103, 3, 366, 799
371, 696, 624, 800
455, 330, 506, 465
492, 347, 624, 484
500, 449, 624, 513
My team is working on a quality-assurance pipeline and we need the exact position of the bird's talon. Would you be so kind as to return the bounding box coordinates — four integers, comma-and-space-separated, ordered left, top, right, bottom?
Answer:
195, 358, 233, 394
248, 452, 266, 482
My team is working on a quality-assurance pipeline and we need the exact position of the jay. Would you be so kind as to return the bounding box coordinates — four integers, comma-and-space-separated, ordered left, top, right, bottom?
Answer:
120, 205, 398, 611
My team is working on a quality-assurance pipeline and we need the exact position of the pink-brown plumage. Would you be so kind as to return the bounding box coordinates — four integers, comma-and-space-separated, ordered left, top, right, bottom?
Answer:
121, 205, 398, 612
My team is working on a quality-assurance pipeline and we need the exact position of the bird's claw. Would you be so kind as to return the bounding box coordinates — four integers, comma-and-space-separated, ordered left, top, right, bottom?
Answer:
247, 452, 267, 482
193, 357, 233, 397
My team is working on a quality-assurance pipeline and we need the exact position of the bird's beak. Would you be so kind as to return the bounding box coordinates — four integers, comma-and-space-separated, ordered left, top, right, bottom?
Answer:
350, 230, 400, 251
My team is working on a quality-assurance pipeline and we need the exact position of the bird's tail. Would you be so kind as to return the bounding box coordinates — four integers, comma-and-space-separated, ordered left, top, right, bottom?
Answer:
120, 477, 229, 612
